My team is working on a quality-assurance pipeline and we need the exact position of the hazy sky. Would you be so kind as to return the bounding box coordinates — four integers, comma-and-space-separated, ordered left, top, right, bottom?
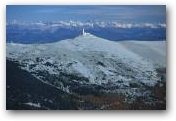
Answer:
6, 5, 166, 23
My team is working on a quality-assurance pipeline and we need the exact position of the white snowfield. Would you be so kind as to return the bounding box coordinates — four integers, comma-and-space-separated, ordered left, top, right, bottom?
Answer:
6, 34, 166, 88
119, 40, 166, 68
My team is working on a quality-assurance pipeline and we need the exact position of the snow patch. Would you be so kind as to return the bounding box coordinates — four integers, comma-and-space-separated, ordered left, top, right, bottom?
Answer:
23, 102, 41, 108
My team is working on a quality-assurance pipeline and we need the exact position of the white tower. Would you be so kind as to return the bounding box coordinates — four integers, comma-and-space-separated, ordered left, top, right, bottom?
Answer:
82, 29, 85, 35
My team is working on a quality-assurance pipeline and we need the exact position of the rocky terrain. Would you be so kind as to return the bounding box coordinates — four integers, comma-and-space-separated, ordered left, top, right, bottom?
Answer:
6, 34, 166, 110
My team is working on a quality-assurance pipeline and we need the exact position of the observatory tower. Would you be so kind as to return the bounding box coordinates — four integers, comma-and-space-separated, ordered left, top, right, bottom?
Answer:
82, 29, 85, 35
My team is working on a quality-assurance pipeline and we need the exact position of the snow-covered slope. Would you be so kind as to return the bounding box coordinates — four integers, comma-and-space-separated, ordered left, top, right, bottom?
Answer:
6, 34, 166, 96
119, 41, 166, 68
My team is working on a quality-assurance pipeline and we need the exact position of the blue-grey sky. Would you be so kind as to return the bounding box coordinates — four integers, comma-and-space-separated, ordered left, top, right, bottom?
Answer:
6, 5, 166, 23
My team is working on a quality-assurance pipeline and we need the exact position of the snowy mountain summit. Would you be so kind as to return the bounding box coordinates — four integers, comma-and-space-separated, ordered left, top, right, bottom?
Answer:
6, 34, 166, 98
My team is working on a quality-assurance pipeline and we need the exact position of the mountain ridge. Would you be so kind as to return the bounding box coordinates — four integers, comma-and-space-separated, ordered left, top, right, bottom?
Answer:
6, 34, 166, 109
6, 34, 165, 86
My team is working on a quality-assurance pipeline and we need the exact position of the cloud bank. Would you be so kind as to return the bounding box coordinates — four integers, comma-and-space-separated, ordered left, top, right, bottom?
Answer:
7, 20, 166, 30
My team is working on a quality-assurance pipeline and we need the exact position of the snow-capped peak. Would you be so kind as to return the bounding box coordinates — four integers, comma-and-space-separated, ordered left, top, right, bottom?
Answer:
7, 34, 165, 88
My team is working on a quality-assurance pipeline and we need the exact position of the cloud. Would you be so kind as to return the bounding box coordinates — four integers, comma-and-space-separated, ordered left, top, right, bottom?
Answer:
7, 20, 166, 29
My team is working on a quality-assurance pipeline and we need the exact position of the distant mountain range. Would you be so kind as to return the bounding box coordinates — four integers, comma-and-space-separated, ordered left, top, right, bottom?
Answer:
6, 21, 166, 43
